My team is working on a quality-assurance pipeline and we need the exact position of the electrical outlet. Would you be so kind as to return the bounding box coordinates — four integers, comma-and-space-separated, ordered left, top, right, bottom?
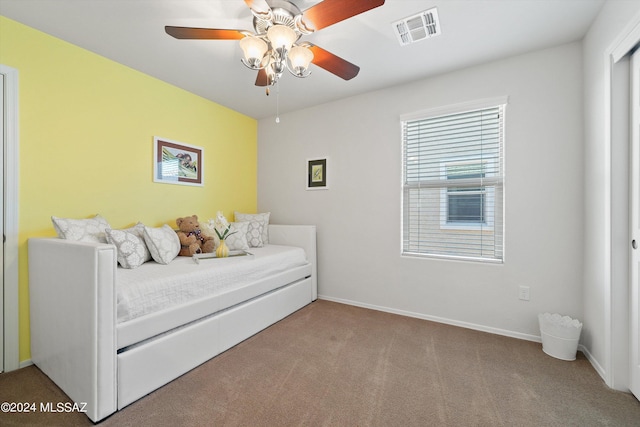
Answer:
518, 285, 530, 301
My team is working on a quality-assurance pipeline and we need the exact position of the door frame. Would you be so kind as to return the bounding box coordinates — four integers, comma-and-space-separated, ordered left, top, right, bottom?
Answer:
1, 64, 19, 372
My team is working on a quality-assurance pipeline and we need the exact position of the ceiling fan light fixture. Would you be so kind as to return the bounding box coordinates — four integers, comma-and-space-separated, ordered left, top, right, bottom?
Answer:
270, 58, 285, 75
239, 36, 268, 68
267, 24, 297, 53
167, 0, 386, 95
287, 45, 314, 77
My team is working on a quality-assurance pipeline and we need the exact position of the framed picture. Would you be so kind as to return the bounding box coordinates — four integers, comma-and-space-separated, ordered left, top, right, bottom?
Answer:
306, 158, 328, 190
153, 136, 203, 186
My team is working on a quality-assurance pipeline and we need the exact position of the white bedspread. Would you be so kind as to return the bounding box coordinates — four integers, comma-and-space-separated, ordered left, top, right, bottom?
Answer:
116, 244, 307, 323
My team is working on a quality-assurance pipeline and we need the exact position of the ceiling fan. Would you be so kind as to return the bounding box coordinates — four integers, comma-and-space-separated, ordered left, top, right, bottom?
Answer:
165, 0, 385, 92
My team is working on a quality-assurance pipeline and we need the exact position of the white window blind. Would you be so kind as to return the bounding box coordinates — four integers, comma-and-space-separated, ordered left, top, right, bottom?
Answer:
402, 103, 505, 262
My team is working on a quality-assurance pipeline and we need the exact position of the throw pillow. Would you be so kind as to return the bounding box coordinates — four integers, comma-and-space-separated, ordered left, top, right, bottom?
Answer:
245, 220, 264, 248
51, 214, 110, 243
105, 223, 151, 269
143, 224, 180, 265
234, 211, 270, 244
225, 222, 249, 251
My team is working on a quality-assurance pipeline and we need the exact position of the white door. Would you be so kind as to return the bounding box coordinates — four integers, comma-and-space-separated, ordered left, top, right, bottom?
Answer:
1, 65, 19, 373
0, 72, 5, 374
630, 47, 640, 400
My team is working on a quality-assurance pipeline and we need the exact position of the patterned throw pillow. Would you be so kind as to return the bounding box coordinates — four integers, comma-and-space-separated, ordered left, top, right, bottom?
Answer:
234, 212, 270, 244
245, 220, 264, 248
51, 214, 110, 243
143, 224, 180, 265
225, 222, 249, 251
105, 223, 151, 269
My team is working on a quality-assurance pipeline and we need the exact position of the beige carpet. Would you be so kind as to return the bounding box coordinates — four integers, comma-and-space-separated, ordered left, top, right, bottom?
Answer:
1, 300, 639, 426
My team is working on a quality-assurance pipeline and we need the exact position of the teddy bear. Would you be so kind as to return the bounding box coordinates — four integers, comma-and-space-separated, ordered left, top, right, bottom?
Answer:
176, 215, 215, 256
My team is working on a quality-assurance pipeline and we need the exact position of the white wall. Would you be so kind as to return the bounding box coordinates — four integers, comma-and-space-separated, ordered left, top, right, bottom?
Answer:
258, 42, 584, 340
582, 0, 640, 390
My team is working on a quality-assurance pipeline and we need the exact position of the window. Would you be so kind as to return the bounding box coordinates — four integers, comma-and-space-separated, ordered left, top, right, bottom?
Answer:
443, 161, 489, 225
402, 99, 505, 262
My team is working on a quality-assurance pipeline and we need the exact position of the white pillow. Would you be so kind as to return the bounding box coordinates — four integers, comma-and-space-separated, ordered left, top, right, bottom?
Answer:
225, 222, 249, 251
143, 224, 180, 265
105, 223, 151, 269
234, 212, 270, 244
244, 220, 264, 248
51, 214, 110, 243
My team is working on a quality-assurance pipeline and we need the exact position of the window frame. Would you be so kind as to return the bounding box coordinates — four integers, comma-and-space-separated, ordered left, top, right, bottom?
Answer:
400, 97, 507, 263
439, 158, 495, 231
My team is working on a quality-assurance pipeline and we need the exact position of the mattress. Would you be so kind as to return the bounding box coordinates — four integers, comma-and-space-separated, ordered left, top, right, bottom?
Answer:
116, 244, 307, 324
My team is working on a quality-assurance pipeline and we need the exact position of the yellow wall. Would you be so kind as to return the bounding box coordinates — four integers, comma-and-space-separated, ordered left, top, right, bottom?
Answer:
0, 17, 258, 363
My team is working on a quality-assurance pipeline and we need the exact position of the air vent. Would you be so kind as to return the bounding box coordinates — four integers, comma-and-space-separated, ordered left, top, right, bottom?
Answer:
392, 8, 441, 46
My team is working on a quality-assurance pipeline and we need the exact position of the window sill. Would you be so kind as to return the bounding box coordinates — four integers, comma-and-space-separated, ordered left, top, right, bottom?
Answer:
439, 222, 493, 231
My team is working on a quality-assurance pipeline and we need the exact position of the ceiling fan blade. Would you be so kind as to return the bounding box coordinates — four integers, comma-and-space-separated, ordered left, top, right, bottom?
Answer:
302, 0, 385, 31
308, 44, 360, 81
244, 0, 272, 17
255, 69, 269, 87
165, 26, 246, 40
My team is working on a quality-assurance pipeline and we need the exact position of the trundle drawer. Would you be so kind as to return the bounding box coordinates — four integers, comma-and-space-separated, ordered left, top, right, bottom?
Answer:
117, 277, 313, 410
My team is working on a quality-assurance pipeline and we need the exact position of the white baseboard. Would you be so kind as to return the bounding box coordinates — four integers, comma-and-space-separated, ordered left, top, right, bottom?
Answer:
578, 344, 606, 380
318, 295, 542, 343
318, 296, 613, 380
19, 359, 33, 369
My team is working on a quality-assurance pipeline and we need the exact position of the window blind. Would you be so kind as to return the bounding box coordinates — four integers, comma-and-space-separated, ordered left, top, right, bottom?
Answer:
402, 104, 505, 262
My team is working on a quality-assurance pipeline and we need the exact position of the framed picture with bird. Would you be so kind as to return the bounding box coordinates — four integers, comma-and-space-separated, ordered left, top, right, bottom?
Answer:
307, 158, 327, 190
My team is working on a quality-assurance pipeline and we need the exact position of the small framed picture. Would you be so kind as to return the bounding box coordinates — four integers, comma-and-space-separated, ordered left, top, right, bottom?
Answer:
307, 158, 328, 190
153, 136, 203, 186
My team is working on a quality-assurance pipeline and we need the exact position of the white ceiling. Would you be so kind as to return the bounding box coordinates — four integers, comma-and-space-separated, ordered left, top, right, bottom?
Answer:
0, 0, 605, 119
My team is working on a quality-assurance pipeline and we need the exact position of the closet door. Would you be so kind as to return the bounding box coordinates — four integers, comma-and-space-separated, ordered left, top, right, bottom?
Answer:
0, 73, 4, 374
630, 47, 640, 400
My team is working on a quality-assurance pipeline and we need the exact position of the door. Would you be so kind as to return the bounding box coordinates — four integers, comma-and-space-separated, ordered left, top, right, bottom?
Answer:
0, 72, 4, 373
1, 65, 19, 373
630, 47, 640, 400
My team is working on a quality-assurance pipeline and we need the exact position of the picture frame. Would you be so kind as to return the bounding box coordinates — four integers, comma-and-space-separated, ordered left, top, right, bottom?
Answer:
153, 136, 203, 186
306, 158, 328, 190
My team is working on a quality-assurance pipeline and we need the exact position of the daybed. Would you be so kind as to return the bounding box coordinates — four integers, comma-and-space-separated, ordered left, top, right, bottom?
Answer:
28, 224, 317, 423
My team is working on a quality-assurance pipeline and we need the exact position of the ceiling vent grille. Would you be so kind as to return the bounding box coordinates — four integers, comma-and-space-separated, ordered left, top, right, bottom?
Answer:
392, 8, 441, 46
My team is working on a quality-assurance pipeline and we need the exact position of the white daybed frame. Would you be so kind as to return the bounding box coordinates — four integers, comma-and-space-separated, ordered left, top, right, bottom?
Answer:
28, 224, 317, 423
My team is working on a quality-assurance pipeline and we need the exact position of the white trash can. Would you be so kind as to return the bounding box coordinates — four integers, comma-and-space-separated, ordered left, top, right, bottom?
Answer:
538, 312, 582, 361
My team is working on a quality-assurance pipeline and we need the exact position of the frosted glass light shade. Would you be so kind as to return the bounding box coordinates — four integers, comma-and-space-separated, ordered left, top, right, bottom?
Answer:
239, 36, 268, 67
288, 45, 314, 71
267, 25, 296, 51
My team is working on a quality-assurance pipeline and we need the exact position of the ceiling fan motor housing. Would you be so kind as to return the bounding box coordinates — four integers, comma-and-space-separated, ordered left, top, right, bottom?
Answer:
252, 0, 310, 38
